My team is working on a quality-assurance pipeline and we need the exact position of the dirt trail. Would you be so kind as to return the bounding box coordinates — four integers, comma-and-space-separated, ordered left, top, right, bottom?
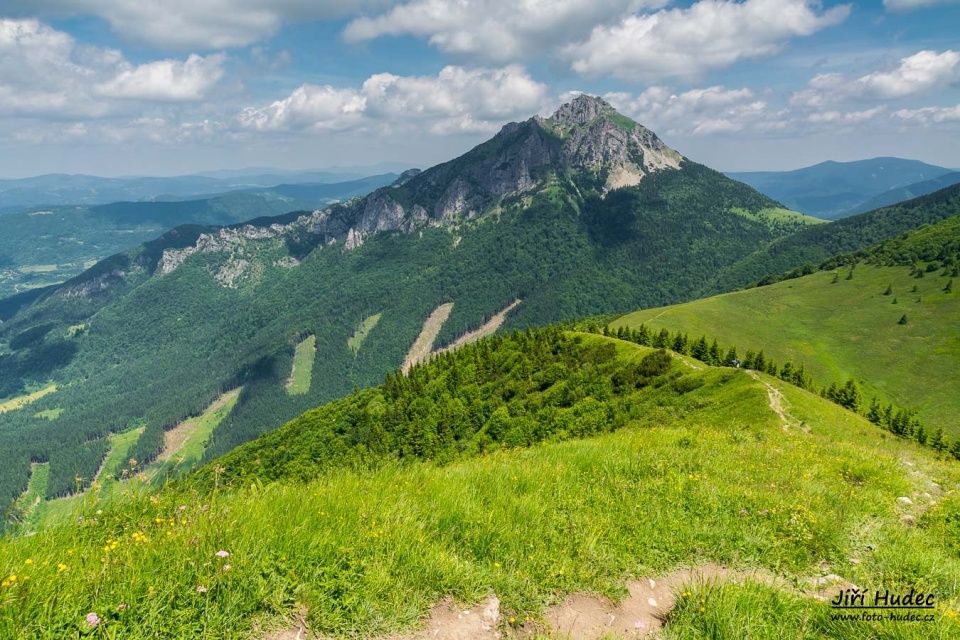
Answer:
402, 303, 454, 374
435, 300, 521, 355
263, 563, 859, 640
746, 370, 801, 432
540, 564, 779, 639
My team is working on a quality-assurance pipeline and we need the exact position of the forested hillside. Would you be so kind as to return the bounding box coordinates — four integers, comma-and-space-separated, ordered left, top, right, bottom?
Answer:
0, 96, 817, 515
713, 182, 960, 291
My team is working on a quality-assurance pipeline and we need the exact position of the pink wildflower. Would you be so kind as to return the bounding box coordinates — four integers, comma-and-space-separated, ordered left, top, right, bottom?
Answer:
223, 564, 231, 571
197, 586, 208, 593
117, 604, 128, 612
215, 550, 229, 558
86, 612, 100, 627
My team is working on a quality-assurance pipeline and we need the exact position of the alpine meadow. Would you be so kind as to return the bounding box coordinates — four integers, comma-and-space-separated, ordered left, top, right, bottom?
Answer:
0, 35, 959, 639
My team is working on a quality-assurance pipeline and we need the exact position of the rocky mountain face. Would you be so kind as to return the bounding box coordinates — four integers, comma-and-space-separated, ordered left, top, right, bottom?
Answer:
154, 95, 686, 277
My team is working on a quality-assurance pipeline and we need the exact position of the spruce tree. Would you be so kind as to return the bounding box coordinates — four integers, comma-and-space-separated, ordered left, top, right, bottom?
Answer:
883, 284, 893, 296
831, 272, 839, 284
636, 324, 651, 346
691, 336, 709, 362
725, 346, 738, 367
708, 339, 722, 366
754, 350, 767, 372
898, 314, 908, 325
945, 279, 953, 293
653, 328, 670, 349
867, 397, 882, 425
914, 423, 927, 446
950, 439, 960, 461
931, 428, 946, 453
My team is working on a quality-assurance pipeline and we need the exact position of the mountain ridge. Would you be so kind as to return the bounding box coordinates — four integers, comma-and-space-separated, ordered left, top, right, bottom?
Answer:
0, 95, 816, 508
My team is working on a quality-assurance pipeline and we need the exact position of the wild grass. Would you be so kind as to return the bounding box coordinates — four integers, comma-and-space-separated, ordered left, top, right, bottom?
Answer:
1, 349, 959, 638
613, 261, 960, 438
286, 335, 316, 396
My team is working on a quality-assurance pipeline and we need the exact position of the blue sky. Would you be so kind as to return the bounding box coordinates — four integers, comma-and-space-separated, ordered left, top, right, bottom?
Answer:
0, 0, 958, 177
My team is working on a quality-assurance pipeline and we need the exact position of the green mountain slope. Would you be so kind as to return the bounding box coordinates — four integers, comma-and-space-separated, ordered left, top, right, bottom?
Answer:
0, 95, 817, 510
0, 175, 397, 299
846, 170, 960, 216
614, 215, 960, 438
728, 157, 953, 219
713, 182, 960, 291
2, 331, 959, 638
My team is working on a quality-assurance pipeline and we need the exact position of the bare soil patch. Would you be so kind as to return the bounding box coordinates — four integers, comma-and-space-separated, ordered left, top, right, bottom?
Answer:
436, 300, 521, 355
538, 564, 778, 639
402, 303, 454, 374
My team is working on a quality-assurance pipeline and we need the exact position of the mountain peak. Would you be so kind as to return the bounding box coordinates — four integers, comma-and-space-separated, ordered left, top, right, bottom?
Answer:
550, 94, 616, 127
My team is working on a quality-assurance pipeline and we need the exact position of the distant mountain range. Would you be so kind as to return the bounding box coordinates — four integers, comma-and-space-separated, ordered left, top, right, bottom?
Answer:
728, 157, 955, 219
0, 166, 408, 212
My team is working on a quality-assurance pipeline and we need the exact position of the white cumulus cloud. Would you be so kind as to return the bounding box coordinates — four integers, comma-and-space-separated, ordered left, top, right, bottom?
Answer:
604, 86, 784, 135
792, 49, 960, 106
566, 0, 850, 81
892, 103, 960, 124
0, 18, 227, 119
5, 0, 395, 50
344, 0, 668, 62
97, 54, 227, 102
238, 65, 550, 135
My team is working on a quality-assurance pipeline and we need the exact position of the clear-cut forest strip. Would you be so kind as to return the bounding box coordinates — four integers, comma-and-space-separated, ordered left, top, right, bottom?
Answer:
0, 384, 57, 414
435, 299, 522, 355
402, 303, 454, 374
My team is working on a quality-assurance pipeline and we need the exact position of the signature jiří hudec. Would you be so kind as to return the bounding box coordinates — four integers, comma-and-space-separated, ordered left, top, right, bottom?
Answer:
831, 588, 936, 608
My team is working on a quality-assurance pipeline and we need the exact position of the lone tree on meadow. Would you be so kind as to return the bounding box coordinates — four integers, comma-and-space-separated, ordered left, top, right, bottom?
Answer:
898, 314, 908, 325
883, 284, 893, 296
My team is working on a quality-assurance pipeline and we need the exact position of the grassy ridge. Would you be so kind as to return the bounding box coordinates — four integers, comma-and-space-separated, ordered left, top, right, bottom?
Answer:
1, 336, 959, 638
614, 259, 959, 438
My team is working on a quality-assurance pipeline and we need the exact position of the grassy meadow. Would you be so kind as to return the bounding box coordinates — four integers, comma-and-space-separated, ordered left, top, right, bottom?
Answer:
348, 313, 382, 356
613, 261, 959, 438
287, 337, 317, 396
0, 383, 57, 414
1, 337, 959, 638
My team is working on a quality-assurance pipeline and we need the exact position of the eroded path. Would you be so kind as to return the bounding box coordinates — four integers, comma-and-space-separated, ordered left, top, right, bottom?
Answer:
746, 370, 801, 431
